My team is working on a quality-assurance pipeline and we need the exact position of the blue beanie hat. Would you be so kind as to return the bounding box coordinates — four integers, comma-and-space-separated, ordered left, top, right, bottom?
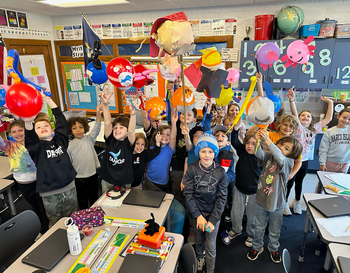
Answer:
195, 131, 219, 158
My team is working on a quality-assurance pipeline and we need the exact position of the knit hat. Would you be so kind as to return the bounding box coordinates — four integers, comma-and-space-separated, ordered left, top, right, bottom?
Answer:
195, 131, 219, 158
212, 124, 228, 135
189, 124, 204, 142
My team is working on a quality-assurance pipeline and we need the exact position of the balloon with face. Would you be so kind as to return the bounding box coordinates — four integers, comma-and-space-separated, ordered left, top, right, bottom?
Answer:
280, 36, 316, 68
146, 97, 167, 120
172, 86, 196, 113
106, 57, 135, 90
256, 42, 280, 71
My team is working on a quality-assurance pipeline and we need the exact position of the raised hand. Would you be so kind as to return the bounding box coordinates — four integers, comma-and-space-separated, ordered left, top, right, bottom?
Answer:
287, 89, 295, 101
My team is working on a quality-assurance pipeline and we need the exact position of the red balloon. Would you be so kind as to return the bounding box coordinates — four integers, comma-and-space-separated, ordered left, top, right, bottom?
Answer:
6, 83, 43, 117
106, 57, 134, 90
132, 64, 147, 89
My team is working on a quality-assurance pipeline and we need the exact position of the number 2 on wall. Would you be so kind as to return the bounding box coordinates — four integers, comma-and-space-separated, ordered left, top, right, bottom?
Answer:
243, 60, 256, 76
342, 66, 350, 79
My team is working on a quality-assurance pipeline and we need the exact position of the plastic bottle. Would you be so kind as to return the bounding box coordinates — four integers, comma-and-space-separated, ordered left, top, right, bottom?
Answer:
65, 218, 82, 256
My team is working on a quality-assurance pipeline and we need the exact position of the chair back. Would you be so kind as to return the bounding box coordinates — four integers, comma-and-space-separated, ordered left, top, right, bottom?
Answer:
178, 243, 197, 273
0, 210, 40, 269
282, 248, 291, 273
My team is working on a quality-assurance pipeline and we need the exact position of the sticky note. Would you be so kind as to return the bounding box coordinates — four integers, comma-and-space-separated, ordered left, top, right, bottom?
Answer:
30, 67, 39, 76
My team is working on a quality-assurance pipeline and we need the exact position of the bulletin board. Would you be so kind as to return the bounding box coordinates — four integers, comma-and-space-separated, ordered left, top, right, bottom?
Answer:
61, 62, 119, 113
122, 62, 165, 114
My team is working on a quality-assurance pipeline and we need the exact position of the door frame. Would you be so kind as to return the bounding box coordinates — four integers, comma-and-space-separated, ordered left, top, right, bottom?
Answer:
3, 38, 62, 109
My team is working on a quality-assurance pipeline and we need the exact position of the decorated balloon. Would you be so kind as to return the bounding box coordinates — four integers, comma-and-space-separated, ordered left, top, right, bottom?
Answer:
263, 82, 282, 113
86, 61, 108, 85
145, 97, 167, 120
133, 64, 158, 89
226, 68, 241, 84
0, 85, 9, 107
280, 36, 315, 68
6, 83, 43, 117
256, 42, 280, 71
172, 86, 196, 113
106, 57, 135, 90
216, 87, 234, 107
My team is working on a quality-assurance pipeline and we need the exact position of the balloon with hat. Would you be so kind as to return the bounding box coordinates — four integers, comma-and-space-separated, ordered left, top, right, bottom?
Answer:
145, 97, 167, 120
216, 86, 235, 107
133, 64, 159, 89
106, 57, 135, 90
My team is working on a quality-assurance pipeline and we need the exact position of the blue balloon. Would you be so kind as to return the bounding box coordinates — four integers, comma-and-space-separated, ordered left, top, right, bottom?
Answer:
87, 61, 108, 85
267, 94, 282, 113
0, 86, 6, 107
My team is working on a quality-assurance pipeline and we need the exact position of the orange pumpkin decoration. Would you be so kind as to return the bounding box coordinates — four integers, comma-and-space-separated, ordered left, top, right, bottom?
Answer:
145, 97, 167, 120
172, 86, 196, 113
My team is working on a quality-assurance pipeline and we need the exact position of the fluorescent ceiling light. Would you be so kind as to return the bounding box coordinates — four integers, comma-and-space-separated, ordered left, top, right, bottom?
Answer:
36, 0, 129, 8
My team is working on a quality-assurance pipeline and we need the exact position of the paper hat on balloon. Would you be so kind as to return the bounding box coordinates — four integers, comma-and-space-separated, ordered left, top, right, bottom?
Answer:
184, 58, 202, 88
200, 47, 222, 69
247, 97, 274, 126
159, 54, 181, 82
196, 66, 229, 98
150, 11, 195, 58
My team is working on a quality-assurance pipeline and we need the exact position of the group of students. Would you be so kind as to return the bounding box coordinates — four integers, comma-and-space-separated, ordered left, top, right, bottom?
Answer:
2, 71, 350, 273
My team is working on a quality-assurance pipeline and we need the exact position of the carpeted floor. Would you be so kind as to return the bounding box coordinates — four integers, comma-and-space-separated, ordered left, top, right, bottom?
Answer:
215, 212, 327, 273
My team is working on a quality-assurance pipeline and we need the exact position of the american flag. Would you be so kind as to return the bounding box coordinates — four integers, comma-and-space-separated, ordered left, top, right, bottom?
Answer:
0, 36, 13, 86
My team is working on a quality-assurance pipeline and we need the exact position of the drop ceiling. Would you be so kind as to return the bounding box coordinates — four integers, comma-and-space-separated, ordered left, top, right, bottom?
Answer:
0, 0, 299, 15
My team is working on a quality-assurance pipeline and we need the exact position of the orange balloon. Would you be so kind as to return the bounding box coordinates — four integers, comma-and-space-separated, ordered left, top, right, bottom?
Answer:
172, 86, 196, 113
145, 97, 166, 120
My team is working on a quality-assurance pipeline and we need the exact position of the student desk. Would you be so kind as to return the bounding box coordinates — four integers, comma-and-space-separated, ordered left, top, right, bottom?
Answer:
299, 193, 350, 271
316, 171, 350, 194
0, 156, 16, 215
5, 217, 184, 273
327, 243, 350, 273
94, 192, 174, 231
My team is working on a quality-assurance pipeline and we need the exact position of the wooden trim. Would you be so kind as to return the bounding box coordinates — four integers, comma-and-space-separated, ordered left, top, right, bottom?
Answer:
55, 41, 67, 111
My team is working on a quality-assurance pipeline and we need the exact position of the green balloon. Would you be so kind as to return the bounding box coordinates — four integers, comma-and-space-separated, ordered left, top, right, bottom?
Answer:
277, 5, 304, 35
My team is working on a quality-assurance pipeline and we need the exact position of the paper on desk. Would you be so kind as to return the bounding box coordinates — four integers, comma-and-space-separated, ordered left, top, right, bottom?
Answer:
316, 216, 350, 237
325, 173, 350, 189
97, 190, 130, 209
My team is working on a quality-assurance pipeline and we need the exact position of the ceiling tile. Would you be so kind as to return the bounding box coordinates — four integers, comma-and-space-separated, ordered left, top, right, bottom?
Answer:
133, 1, 180, 9
170, 0, 216, 8
99, 3, 144, 12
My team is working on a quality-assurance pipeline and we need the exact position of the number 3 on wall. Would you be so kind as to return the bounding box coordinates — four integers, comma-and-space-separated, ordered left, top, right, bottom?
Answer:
243, 60, 257, 76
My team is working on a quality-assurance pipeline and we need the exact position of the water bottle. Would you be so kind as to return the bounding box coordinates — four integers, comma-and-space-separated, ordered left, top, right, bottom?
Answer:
65, 218, 82, 256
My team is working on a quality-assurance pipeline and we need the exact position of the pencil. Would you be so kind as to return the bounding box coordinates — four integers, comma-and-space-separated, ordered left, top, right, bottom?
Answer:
345, 225, 350, 232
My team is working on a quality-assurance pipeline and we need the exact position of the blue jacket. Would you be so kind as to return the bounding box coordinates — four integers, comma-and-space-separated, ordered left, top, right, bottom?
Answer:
215, 145, 236, 184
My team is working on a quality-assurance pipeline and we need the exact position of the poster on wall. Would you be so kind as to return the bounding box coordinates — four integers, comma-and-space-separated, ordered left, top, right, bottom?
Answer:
64, 26, 73, 39
0, 9, 7, 26
91, 24, 102, 37
6, 10, 18, 27
54, 26, 64, 39
19, 55, 54, 125
102, 24, 112, 38
112, 23, 122, 38
17, 12, 28, 28
73, 25, 82, 39
62, 62, 119, 113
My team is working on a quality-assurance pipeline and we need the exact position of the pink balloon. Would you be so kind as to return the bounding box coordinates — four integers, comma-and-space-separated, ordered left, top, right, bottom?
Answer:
256, 42, 280, 71
226, 68, 241, 84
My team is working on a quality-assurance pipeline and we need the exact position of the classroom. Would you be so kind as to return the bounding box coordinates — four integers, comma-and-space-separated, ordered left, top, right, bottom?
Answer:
1, 0, 350, 272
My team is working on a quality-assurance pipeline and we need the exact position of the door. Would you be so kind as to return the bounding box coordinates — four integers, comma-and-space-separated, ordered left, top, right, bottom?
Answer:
3, 39, 61, 109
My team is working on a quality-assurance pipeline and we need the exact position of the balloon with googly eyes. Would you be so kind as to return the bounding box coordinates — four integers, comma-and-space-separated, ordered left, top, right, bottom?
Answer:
280, 36, 315, 68
106, 57, 135, 90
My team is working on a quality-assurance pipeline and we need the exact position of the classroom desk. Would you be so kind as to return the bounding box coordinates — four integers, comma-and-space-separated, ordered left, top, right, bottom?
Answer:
299, 193, 350, 271
94, 192, 174, 231
0, 156, 16, 216
5, 217, 183, 273
328, 243, 350, 273
316, 171, 350, 194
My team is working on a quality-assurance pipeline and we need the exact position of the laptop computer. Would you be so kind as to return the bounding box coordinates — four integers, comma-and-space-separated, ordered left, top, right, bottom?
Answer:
338, 256, 350, 273
22, 228, 83, 271
119, 254, 161, 273
308, 196, 350, 218
122, 189, 166, 208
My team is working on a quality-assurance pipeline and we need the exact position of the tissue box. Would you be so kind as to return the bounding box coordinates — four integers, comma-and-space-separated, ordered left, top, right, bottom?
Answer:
138, 225, 165, 249
62, 110, 86, 120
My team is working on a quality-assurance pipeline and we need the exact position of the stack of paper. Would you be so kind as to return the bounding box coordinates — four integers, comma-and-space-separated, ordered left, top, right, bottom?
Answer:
316, 216, 350, 237
324, 173, 350, 194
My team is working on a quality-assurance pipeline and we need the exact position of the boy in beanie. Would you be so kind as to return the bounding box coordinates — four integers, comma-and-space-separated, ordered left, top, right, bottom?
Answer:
183, 132, 228, 273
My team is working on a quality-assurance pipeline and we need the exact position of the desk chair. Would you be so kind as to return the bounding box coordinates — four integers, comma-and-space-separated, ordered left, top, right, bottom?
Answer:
282, 248, 291, 273
178, 243, 197, 273
0, 210, 40, 269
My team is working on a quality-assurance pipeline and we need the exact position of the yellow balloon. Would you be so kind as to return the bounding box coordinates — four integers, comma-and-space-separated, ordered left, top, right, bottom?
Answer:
216, 87, 234, 106
200, 47, 222, 67
226, 76, 257, 134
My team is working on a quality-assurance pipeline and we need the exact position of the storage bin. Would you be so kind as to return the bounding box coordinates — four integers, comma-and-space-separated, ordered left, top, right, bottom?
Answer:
63, 110, 86, 119
333, 90, 350, 100
299, 24, 320, 37
335, 22, 350, 38
317, 18, 337, 37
